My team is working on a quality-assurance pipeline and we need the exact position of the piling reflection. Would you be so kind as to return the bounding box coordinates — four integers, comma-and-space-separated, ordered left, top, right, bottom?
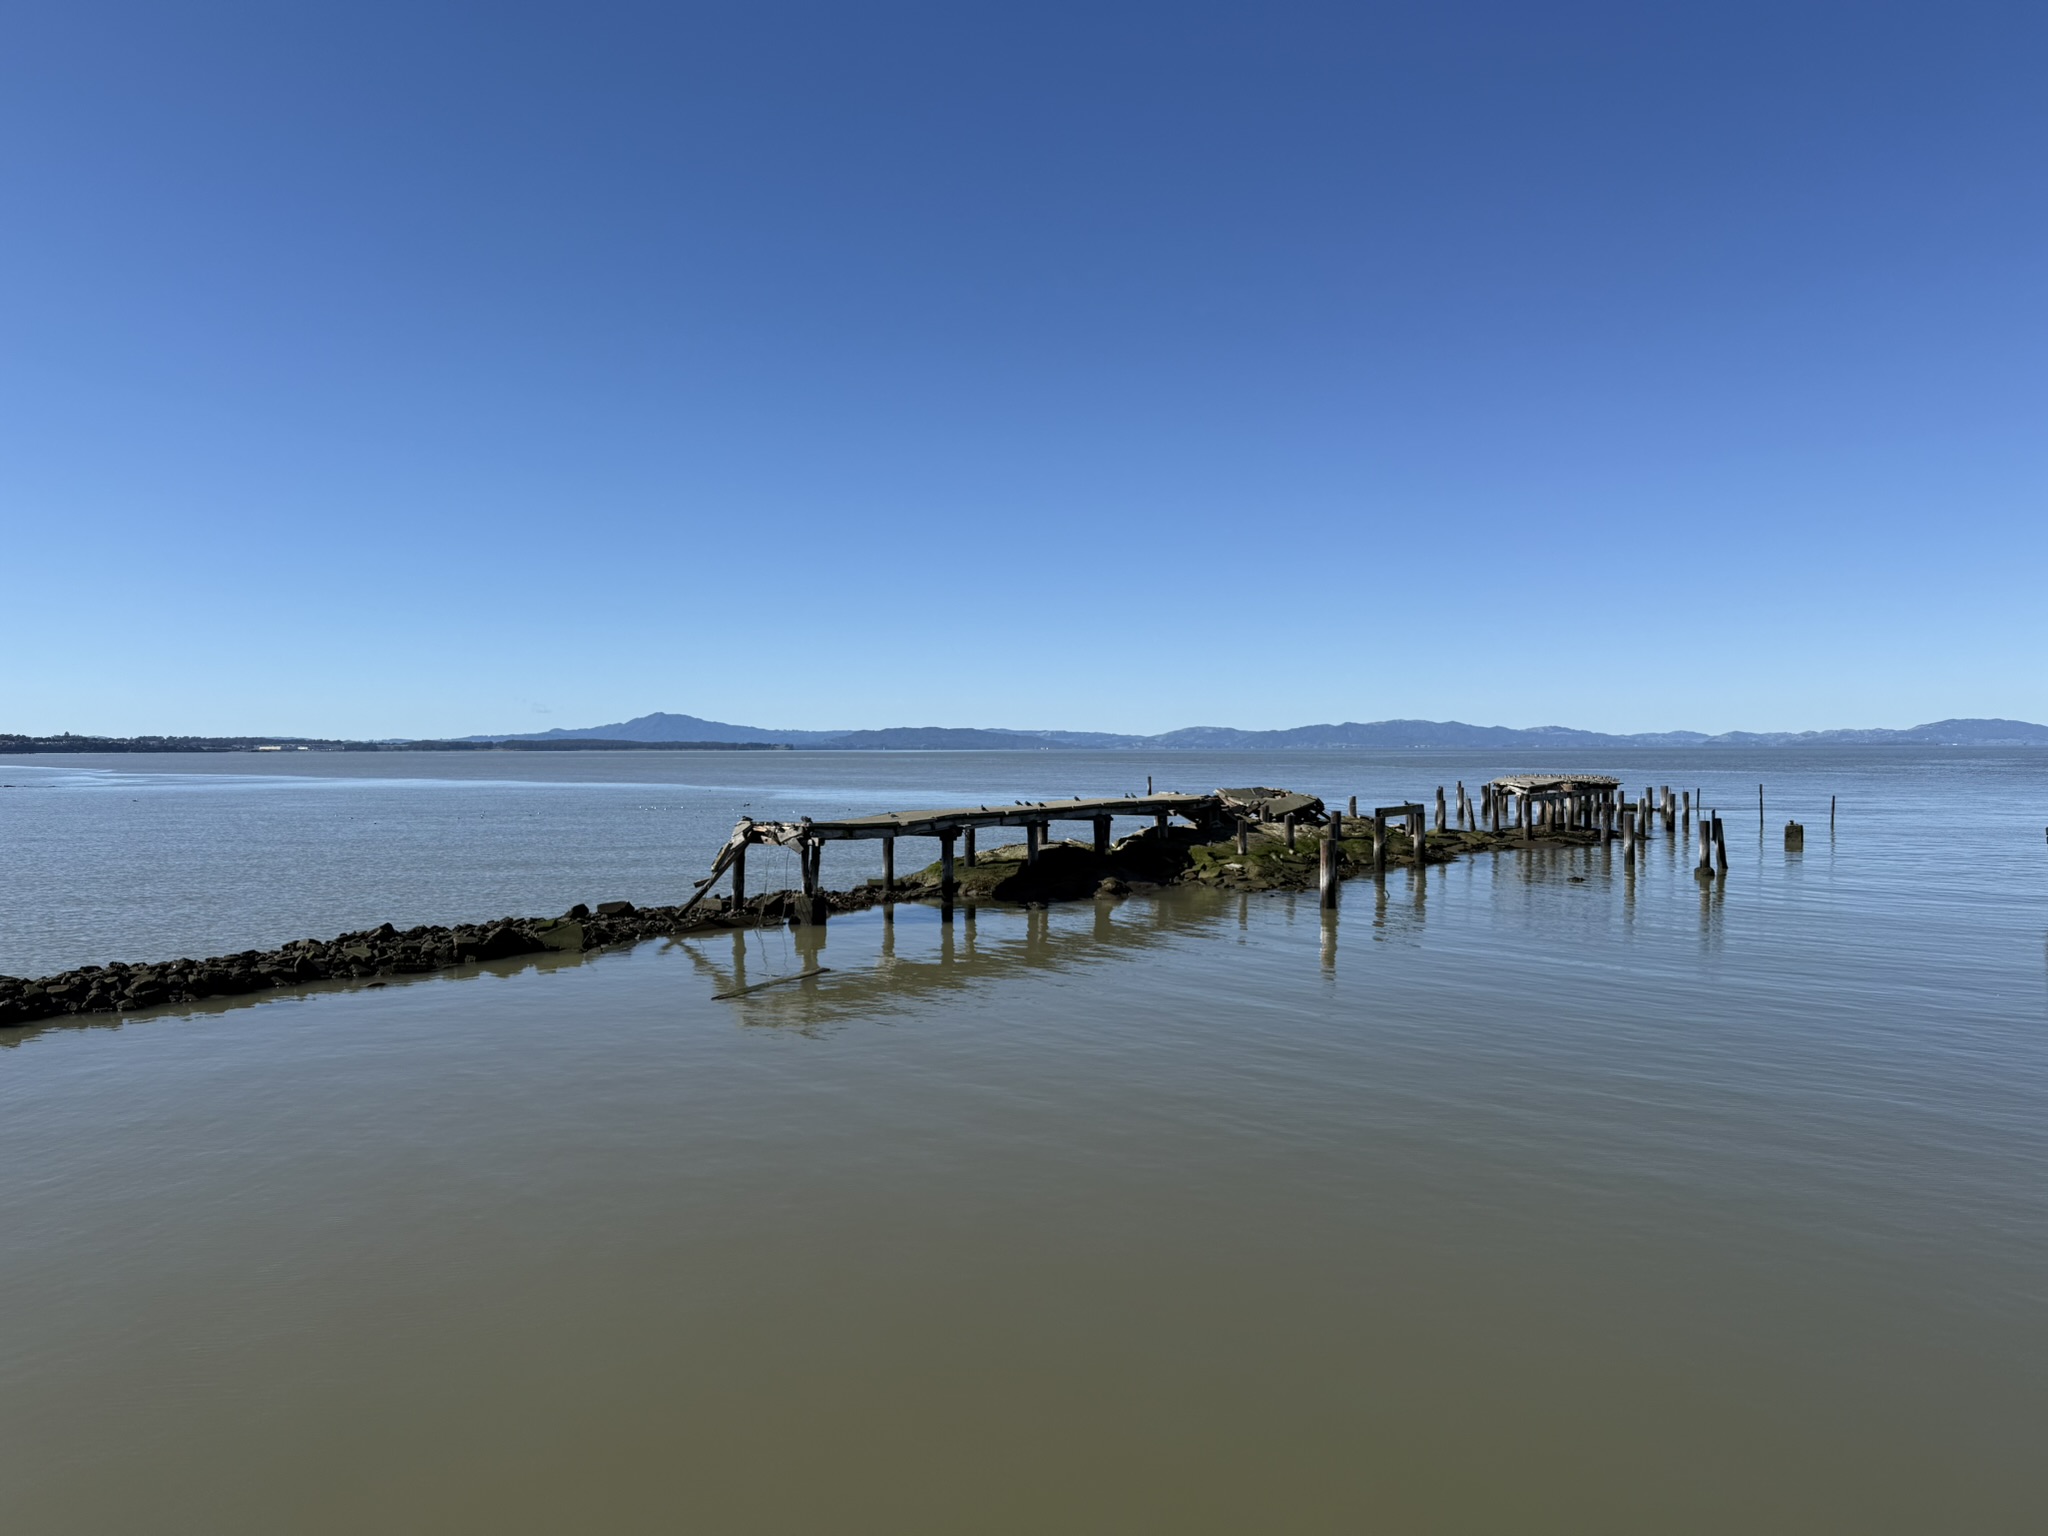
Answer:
677, 891, 1245, 1031
1698, 872, 1725, 952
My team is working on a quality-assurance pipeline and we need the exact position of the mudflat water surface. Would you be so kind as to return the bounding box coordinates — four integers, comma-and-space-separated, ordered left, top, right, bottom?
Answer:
2, 749, 2045, 1533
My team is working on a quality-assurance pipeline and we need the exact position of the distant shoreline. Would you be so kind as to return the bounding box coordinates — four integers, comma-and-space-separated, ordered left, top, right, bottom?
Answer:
5, 734, 2047, 756
0, 736, 789, 755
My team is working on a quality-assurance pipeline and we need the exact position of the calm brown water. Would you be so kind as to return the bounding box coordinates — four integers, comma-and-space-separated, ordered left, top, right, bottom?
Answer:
3, 750, 2046, 1531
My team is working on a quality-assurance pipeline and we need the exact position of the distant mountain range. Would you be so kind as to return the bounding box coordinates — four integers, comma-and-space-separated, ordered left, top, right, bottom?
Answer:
476, 712, 2048, 750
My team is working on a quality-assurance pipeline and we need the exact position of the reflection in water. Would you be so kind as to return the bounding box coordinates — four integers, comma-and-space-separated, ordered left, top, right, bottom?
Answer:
1699, 871, 1726, 953
675, 893, 1246, 1031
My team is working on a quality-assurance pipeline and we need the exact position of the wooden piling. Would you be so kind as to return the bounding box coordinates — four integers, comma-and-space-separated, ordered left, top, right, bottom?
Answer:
1411, 809, 1427, 870
1349, 795, 1358, 817
1373, 812, 1387, 875
1320, 812, 1340, 908
1714, 814, 1729, 876
731, 842, 746, 909
1784, 820, 1804, 850
1094, 816, 1111, 856
941, 830, 958, 897
880, 836, 893, 896
964, 826, 977, 868
1237, 818, 1250, 855
1758, 783, 1764, 830
1284, 813, 1296, 849
1146, 775, 1154, 795
1622, 804, 1636, 857
1831, 794, 1836, 832
1435, 786, 1447, 833
1025, 822, 1040, 866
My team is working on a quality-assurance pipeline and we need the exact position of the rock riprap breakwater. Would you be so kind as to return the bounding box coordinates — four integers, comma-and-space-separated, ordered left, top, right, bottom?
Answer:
0, 899, 784, 1028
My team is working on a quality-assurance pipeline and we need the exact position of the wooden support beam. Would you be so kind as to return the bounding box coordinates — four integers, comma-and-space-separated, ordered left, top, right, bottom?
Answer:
1026, 822, 1040, 865
941, 830, 958, 897
1093, 816, 1111, 856
880, 836, 893, 896
730, 841, 746, 909
964, 826, 977, 868
1320, 812, 1340, 908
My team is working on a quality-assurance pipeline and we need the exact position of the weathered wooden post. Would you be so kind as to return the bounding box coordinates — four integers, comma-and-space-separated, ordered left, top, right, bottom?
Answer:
1093, 816, 1111, 856
1146, 775, 1153, 795
1236, 818, 1250, 855
1830, 794, 1836, 832
880, 836, 894, 897
1714, 814, 1729, 876
1784, 820, 1804, 850
799, 836, 828, 924
1154, 811, 1169, 837
730, 839, 747, 911
1435, 786, 1447, 833
1622, 804, 1636, 857
1320, 810, 1340, 908
1411, 809, 1427, 870
1695, 814, 1712, 877
964, 826, 978, 868
1758, 784, 1764, 831
1373, 812, 1387, 875
797, 819, 817, 912
940, 830, 958, 901
1284, 813, 1296, 849
1349, 795, 1358, 817
1026, 822, 1040, 866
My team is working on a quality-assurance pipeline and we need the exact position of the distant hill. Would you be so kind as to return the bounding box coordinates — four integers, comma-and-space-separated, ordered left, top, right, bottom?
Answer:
479, 711, 845, 745
11, 717, 2047, 755
473, 714, 2048, 750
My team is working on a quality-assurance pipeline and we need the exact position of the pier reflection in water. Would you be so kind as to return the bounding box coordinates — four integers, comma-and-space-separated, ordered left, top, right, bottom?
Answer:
677, 891, 1255, 1032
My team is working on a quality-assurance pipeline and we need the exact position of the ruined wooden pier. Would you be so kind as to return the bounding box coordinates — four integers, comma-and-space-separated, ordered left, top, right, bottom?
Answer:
677, 769, 1767, 926
682, 790, 1273, 918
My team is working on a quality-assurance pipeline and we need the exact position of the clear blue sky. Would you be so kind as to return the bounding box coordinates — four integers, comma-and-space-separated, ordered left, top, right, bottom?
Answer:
4, 2, 2043, 738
